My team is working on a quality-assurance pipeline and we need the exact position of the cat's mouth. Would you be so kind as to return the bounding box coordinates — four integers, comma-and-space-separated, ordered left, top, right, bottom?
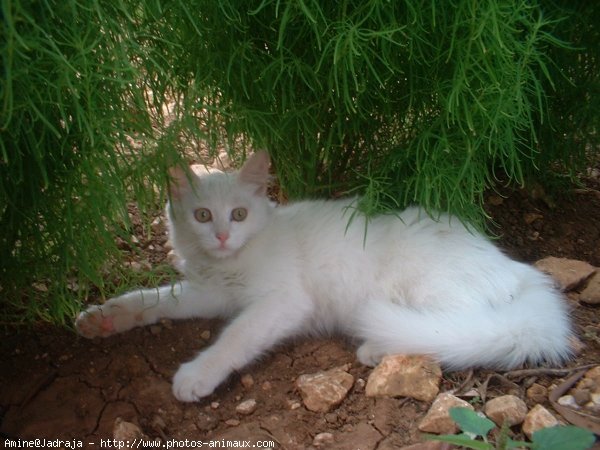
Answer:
210, 244, 237, 259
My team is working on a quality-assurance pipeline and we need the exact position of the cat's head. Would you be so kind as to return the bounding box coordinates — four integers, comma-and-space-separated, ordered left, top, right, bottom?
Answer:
167, 151, 273, 260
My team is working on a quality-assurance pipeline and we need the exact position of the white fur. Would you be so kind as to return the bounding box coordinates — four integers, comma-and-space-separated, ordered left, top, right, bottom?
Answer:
75, 152, 572, 402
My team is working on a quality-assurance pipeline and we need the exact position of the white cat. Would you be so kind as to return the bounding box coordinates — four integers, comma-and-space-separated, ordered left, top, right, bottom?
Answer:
75, 151, 573, 402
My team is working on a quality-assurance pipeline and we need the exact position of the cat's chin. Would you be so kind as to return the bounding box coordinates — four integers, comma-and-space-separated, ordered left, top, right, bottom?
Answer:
207, 246, 239, 259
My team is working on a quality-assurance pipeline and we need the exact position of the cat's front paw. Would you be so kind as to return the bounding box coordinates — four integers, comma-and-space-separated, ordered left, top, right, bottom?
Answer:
75, 304, 139, 338
172, 358, 224, 402
75, 305, 116, 338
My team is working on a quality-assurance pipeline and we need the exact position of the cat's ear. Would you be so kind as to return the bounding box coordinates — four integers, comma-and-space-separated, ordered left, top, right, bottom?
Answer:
168, 165, 193, 200
238, 151, 270, 196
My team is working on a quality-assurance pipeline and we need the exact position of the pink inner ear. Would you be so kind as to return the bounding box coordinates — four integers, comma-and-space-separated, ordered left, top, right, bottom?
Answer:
168, 166, 192, 199
238, 151, 270, 194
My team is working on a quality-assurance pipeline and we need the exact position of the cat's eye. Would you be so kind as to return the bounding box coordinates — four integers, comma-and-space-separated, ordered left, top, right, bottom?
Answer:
194, 208, 212, 223
231, 207, 248, 222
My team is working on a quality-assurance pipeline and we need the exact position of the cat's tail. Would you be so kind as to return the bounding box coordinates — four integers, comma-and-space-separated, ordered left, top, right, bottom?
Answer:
355, 274, 573, 370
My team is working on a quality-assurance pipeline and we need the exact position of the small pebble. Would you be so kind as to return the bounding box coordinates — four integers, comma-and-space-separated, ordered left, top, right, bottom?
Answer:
235, 399, 257, 415
324, 413, 338, 424
287, 399, 301, 410
313, 432, 334, 447
572, 388, 591, 405
160, 319, 173, 329
200, 330, 211, 340
225, 419, 240, 427
210, 401, 220, 409
557, 395, 580, 409
526, 383, 548, 403
241, 374, 255, 389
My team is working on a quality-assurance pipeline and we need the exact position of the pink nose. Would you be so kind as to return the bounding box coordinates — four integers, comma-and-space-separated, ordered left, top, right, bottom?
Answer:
216, 231, 229, 244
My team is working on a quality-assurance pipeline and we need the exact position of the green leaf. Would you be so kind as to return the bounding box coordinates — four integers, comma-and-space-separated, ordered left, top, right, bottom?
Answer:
507, 438, 532, 449
532, 426, 595, 450
424, 433, 493, 450
449, 407, 496, 437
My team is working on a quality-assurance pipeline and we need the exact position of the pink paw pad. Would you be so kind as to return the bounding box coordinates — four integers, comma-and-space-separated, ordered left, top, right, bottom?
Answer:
100, 316, 115, 333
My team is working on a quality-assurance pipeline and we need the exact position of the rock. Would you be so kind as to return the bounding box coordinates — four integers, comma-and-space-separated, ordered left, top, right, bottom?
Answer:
113, 418, 146, 440
295, 365, 354, 413
534, 257, 596, 292
240, 374, 255, 389
235, 399, 257, 415
587, 393, 600, 413
557, 395, 580, 409
355, 378, 366, 391
571, 388, 591, 405
286, 399, 301, 410
196, 412, 218, 432
200, 330, 211, 340
418, 393, 474, 434
324, 412, 338, 424
571, 366, 600, 414
581, 366, 600, 389
332, 422, 382, 450
524, 212, 543, 225
526, 383, 548, 403
366, 355, 441, 402
312, 432, 335, 447
580, 273, 600, 304
575, 367, 600, 398
484, 395, 528, 426
522, 404, 559, 439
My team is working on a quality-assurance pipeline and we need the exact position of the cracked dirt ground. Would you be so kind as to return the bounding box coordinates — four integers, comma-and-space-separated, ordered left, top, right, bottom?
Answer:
1, 177, 599, 449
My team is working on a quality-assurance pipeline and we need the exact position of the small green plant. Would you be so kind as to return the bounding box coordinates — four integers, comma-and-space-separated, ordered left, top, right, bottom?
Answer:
425, 407, 595, 450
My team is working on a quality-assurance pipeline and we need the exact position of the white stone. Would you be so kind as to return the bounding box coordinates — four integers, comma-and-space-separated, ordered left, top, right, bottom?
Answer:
580, 272, 600, 304
240, 373, 255, 389
113, 418, 146, 440
295, 366, 354, 413
235, 399, 257, 415
312, 432, 335, 447
366, 355, 441, 402
534, 257, 596, 291
418, 393, 474, 434
522, 404, 559, 439
484, 395, 528, 426
200, 330, 211, 340
558, 394, 580, 409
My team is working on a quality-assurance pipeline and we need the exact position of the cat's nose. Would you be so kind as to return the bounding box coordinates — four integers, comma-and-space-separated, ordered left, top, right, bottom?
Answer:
216, 231, 229, 244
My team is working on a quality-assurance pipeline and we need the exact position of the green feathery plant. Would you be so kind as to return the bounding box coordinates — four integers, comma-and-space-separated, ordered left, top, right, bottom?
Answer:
0, 0, 193, 324
1, 0, 597, 324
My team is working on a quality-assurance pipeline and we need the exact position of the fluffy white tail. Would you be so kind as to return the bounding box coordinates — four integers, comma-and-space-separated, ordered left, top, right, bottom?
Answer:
355, 276, 573, 370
